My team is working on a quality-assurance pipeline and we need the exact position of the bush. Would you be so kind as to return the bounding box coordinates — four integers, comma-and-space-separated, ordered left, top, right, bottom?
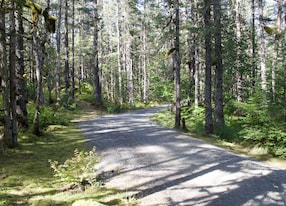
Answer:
49, 147, 99, 186
28, 104, 70, 129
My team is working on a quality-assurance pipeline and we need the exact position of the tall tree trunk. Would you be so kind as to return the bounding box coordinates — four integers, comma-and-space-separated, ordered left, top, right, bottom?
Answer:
15, 1, 28, 128
193, 0, 200, 108
71, 0, 75, 100
0, 2, 12, 148
93, 0, 102, 104
271, 0, 282, 101
204, 0, 213, 134
258, 0, 267, 101
8, 1, 18, 147
64, 0, 69, 95
194, 45, 200, 108
283, 2, 286, 121
214, 0, 224, 126
251, 0, 256, 88
142, 5, 148, 104
236, 0, 243, 102
56, 0, 62, 105
116, 0, 123, 105
32, 28, 43, 136
126, 44, 133, 105
174, 0, 181, 128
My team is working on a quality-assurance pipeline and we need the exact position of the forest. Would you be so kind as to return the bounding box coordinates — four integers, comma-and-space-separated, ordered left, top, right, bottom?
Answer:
2, 0, 285, 154
1, 0, 286, 155
0, 0, 286, 204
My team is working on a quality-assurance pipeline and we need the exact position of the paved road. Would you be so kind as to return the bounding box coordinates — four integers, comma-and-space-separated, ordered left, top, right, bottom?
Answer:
80, 106, 286, 206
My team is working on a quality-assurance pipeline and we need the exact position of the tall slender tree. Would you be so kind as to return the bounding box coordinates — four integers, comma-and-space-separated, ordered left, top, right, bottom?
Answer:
15, 1, 28, 128
116, 0, 123, 105
93, 0, 102, 104
235, 0, 243, 102
32, 15, 43, 136
1, 1, 13, 148
64, 0, 69, 94
56, 0, 62, 104
174, 0, 181, 128
204, 0, 213, 134
258, 0, 267, 101
9, 0, 18, 146
214, 0, 224, 125
71, 0, 75, 100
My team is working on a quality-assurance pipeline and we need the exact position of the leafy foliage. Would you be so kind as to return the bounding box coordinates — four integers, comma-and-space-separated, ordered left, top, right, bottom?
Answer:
49, 147, 99, 185
27, 104, 70, 129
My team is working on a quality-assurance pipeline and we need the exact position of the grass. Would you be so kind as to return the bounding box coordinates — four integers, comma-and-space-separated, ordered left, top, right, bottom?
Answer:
151, 108, 286, 170
0, 107, 137, 206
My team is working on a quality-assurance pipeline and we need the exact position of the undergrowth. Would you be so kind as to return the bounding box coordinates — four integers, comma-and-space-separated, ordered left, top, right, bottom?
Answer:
0, 103, 137, 206
152, 100, 286, 160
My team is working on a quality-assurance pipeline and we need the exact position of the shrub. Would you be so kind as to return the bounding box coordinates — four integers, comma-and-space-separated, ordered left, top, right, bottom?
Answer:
49, 147, 99, 186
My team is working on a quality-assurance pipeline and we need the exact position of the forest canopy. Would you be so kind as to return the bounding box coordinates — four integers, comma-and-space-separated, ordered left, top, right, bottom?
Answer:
0, 0, 286, 158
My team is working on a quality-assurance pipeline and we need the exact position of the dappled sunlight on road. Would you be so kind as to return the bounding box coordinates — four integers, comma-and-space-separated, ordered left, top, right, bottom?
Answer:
80, 107, 286, 206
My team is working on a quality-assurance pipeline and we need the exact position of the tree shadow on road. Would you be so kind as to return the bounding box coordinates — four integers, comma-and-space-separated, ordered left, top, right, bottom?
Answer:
80, 107, 286, 206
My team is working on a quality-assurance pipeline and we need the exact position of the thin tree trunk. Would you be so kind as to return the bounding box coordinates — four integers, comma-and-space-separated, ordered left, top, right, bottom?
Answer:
236, 0, 243, 102
214, 0, 224, 126
258, 0, 267, 101
56, 0, 62, 105
0, 3, 12, 148
32, 29, 42, 136
174, 0, 181, 128
71, 0, 75, 100
142, 7, 148, 104
9, 1, 18, 147
194, 45, 200, 108
64, 0, 69, 95
251, 0, 256, 88
204, 0, 213, 134
193, 0, 200, 108
116, 0, 123, 105
271, 0, 282, 101
127, 45, 133, 105
15, 2, 28, 128
93, 0, 102, 104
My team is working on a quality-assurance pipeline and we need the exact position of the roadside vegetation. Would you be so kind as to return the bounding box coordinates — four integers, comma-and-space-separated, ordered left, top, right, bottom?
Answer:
0, 85, 140, 206
151, 97, 286, 170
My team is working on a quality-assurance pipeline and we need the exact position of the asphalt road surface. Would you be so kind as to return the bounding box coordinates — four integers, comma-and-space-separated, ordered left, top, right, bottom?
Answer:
80, 106, 286, 206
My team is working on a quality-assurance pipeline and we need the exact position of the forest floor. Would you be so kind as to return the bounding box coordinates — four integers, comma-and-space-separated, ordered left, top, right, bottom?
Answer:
80, 106, 286, 206
0, 105, 136, 206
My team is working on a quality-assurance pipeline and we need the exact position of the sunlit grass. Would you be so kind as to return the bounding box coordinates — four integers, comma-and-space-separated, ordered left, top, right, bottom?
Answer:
151, 108, 286, 170
0, 109, 137, 206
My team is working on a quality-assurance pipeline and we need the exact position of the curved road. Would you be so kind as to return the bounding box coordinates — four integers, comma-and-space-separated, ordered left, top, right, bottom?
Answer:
80, 106, 286, 206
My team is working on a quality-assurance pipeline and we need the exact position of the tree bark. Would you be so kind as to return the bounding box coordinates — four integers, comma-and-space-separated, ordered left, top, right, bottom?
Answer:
56, 0, 62, 105
271, 0, 282, 101
174, 0, 181, 128
71, 0, 75, 100
93, 0, 102, 104
204, 0, 213, 134
32, 28, 43, 136
64, 0, 69, 95
8, 1, 18, 147
116, 0, 123, 105
15, 2, 28, 128
251, 0, 256, 88
235, 0, 243, 102
214, 0, 224, 126
0, 3, 13, 148
258, 0, 267, 102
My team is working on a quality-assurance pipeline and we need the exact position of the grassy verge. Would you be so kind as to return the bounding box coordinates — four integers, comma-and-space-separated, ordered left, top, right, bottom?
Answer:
151, 108, 286, 170
0, 107, 137, 206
